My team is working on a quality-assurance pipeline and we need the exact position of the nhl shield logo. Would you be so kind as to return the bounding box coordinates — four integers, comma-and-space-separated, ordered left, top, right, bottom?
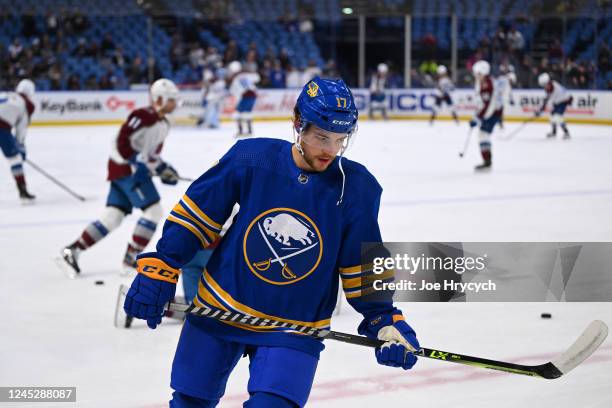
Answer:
243, 208, 323, 285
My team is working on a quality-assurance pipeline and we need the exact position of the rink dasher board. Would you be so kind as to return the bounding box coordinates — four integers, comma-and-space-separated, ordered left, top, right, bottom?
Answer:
24, 89, 612, 126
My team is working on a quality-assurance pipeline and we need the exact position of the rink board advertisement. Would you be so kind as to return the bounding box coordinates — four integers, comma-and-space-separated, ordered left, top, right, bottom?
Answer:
359, 242, 612, 302
28, 88, 612, 126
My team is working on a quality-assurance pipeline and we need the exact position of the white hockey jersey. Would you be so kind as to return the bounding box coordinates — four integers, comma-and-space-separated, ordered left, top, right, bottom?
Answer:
369, 74, 387, 94
495, 74, 514, 105
0, 92, 35, 143
229, 72, 260, 100
436, 76, 454, 96
206, 79, 227, 104
545, 80, 571, 105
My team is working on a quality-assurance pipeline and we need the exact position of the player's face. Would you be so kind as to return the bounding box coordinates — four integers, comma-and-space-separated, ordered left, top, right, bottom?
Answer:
161, 98, 177, 114
154, 97, 178, 115
299, 127, 348, 172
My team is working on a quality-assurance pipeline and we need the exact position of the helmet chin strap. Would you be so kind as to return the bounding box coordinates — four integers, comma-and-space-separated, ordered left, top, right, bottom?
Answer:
293, 126, 305, 156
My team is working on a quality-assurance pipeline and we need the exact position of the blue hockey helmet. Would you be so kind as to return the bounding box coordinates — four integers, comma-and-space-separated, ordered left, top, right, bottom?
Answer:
294, 76, 358, 135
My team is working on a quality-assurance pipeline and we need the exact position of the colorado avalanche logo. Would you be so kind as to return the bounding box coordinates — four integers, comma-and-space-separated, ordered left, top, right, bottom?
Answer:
243, 208, 323, 285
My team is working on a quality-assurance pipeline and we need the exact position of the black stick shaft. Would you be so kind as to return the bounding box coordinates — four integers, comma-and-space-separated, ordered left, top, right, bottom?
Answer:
25, 159, 86, 201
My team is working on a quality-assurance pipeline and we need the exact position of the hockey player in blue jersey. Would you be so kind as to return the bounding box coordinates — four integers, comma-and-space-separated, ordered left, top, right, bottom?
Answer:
123, 76, 420, 407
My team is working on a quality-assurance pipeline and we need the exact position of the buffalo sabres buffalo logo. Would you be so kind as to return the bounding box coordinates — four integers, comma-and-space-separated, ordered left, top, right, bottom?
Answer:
243, 208, 323, 285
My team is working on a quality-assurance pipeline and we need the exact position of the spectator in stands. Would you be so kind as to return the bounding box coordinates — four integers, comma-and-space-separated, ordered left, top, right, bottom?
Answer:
268, 60, 286, 88
86, 41, 100, 59
101, 34, 116, 54
45, 11, 60, 36
223, 40, 240, 64
99, 70, 117, 90
286, 64, 303, 88
71, 8, 89, 35
147, 57, 163, 82
128, 56, 147, 84
8, 39, 23, 62
323, 59, 338, 78
72, 38, 88, 58
205, 46, 222, 67
170, 34, 185, 71
299, 15, 314, 33
189, 43, 205, 67
244, 49, 259, 73
302, 58, 322, 84
85, 74, 99, 90
418, 59, 438, 87
548, 39, 564, 63
49, 63, 63, 90
112, 46, 127, 69
421, 33, 437, 60
67, 74, 81, 90
278, 48, 291, 70
507, 26, 525, 59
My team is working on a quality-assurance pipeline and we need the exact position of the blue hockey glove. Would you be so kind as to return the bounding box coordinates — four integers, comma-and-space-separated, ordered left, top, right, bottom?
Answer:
123, 273, 177, 329
131, 161, 151, 184
469, 117, 481, 128
509, 99, 515, 106
155, 162, 179, 185
16, 142, 26, 160
535, 110, 543, 117
358, 313, 420, 370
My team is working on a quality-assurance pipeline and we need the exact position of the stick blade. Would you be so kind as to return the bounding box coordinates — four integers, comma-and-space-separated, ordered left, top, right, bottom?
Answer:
548, 320, 609, 378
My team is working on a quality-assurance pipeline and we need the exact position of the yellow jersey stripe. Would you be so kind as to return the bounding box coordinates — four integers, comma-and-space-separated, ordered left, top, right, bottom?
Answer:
181, 195, 222, 230
173, 203, 219, 242
167, 215, 210, 248
339, 263, 374, 276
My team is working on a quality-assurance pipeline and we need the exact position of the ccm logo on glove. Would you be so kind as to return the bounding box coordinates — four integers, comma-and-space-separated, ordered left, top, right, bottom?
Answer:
137, 258, 180, 283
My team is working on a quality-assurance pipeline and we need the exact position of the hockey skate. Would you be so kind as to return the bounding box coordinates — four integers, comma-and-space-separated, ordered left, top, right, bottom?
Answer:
57, 245, 81, 279
474, 161, 492, 172
546, 132, 556, 138
563, 132, 571, 140
17, 184, 35, 203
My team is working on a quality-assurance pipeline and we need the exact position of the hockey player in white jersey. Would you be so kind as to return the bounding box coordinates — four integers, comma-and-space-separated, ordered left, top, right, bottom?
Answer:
198, 68, 227, 129
495, 64, 517, 131
228, 61, 260, 137
369, 63, 389, 120
470, 60, 503, 171
59, 79, 182, 277
429, 65, 459, 125
536, 73, 573, 139
0, 79, 36, 201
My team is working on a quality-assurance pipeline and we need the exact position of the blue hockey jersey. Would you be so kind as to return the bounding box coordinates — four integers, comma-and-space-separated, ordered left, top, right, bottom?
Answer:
137, 138, 396, 357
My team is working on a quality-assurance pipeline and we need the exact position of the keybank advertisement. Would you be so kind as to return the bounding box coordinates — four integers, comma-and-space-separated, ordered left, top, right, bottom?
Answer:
29, 88, 610, 124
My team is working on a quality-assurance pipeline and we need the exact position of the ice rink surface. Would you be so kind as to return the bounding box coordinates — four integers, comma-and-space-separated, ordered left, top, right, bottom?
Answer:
1, 119, 611, 407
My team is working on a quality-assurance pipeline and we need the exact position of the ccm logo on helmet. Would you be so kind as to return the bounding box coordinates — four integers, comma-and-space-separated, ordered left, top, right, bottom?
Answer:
332, 120, 351, 125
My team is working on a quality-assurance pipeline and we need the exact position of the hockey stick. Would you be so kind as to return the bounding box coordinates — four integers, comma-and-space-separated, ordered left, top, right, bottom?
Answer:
458, 127, 473, 158
167, 301, 608, 379
498, 115, 537, 141
25, 159, 86, 201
